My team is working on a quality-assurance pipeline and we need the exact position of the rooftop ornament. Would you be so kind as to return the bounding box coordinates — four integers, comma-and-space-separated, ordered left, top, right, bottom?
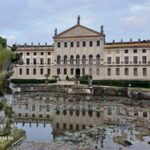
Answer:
77, 15, 80, 25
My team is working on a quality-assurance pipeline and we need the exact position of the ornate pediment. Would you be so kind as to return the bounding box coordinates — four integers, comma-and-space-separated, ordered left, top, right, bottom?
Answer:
54, 24, 104, 39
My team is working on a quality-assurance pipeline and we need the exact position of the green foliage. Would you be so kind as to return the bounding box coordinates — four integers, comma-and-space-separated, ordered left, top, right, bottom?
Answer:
0, 37, 7, 48
11, 44, 17, 52
79, 75, 90, 81
66, 76, 69, 80
80, 80, 150, 88
11, 79, 57, 84
0, 46, 13, 72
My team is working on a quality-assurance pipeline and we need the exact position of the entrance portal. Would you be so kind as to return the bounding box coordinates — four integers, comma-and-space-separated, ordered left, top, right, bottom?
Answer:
76, 68, 80, 78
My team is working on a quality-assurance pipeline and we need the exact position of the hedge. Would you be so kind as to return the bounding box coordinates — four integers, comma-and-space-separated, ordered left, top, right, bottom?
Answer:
80, 80, 150, 88
11, 79, 57, 84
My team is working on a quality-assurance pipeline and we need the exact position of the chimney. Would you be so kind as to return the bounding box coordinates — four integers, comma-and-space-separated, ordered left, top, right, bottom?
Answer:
38, 42, 40, 45
31, 42, 33, 45
138, 38, 141, 42
54, 28, 58, 36
121, 39, 123, 42
45, 42, 47, 45
112, 40, 115, 43
101, 25, 104, 34
130, 38, 132, 42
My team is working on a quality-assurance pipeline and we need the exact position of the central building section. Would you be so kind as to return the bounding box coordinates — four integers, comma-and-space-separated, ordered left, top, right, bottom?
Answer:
53, 17, 105, 80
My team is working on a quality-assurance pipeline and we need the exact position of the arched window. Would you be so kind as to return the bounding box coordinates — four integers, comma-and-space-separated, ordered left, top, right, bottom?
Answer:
96, 54, 100, 65
76, 110, 80, 117
82, 55, 86, 65
82, 110, 86, 116
64, 55, 67, 65
89, 55, 93, 65
56, 110, 60, 115
88, 110, 93, 117
63, 109, 67, 115
76, 55, 80, 65
70, 55, 74, 65
69, 108, 73, 116
57, 55, 61, 65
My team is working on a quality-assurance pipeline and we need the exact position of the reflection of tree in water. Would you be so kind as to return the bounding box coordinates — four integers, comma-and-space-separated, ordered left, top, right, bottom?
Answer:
0, 101, 14, 136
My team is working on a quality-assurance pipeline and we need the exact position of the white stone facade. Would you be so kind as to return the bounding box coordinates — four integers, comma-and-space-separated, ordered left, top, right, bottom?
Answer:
12, 18, 150, 80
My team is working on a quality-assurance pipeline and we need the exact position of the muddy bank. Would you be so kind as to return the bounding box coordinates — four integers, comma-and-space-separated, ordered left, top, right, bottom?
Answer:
13, 84, 150, 100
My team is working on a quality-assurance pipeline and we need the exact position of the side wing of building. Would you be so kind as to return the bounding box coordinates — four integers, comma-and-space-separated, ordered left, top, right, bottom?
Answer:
12, 44, 54, 79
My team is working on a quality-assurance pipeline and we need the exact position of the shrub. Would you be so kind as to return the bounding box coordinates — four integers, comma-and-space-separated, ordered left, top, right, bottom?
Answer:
80, 80, 150, 88
11, 79, 57, 84
66, 76, 69, 80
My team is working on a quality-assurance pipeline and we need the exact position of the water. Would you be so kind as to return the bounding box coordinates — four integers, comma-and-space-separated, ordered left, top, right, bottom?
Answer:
9, 92, 150, 149
14, 122, 53, 143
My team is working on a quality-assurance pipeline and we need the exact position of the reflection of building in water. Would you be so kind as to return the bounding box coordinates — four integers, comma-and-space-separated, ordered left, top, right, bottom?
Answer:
13, 93, 150, 132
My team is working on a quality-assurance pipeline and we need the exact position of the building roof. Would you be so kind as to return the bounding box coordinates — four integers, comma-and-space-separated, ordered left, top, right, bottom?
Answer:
54, 24, 105, 39
105, 40, 150, 49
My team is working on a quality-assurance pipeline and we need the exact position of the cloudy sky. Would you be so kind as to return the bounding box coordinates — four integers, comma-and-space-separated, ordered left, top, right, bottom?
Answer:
0, 0, 150, 45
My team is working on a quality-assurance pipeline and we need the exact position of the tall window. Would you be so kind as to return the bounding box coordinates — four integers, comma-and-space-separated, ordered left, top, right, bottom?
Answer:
143, 68, 147, 76
89, 41, 93, 47
47, 58, 51, 65
76, 55, 80, 65
41, 52, 44, 55
64, 55, 67, 65
64, 42, 67, 48
82, 55, 86, 65
124, 56, 129, 64
70, 55, 74, 65
89, 55, 93, 65
64, 68, 67, 75
124, 49, 128, 53
142, 56, 147, 64
57, 68, 60, 75
142, 49, 146, 53
57, 55, 61, 65
76, 41, 80, 47
133, 49, 137, 53
116, 57, 120, 64
40, 68, 43, 75
57, 42, 61, 48
133, 56, 138, 64
96, 55, 100, 65
107, 68, 111, 76
70, 42, 74, 47
47, 68, 50, 75
26, 68, 29, 75
125, 68, 129, 75
33, 68, 36, 75
107, 57, 111, 64
19, 68, 22, 75
116, 68, 120, 76
97, 41, 100, 46
83, 41, 86, 47
40, 58, 44, 65
33, 58, 37, 65
26, 58, 30, 65
134, 68, 138, 76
